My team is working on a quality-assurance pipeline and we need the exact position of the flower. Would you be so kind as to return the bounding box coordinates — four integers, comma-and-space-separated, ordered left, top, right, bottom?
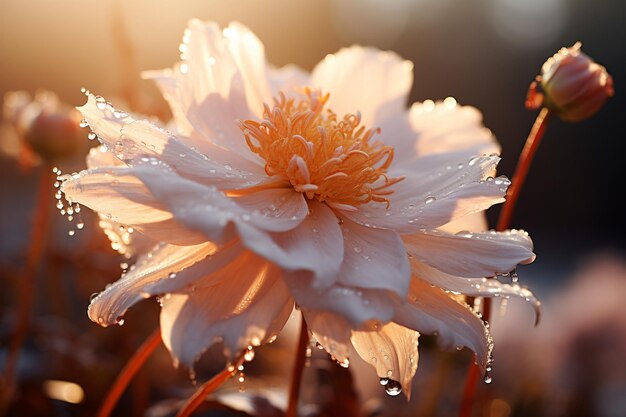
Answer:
527, 42, 613, 121
60, 20, 539, 396
2, 90, 86, 167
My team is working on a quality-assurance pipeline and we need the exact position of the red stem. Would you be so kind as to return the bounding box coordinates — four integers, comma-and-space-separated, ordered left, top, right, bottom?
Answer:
96, 329, 162, 417
175, 366, 236, 417
458, 107, 551, 417
286, 315, 309, 417
0, 166, 54, 414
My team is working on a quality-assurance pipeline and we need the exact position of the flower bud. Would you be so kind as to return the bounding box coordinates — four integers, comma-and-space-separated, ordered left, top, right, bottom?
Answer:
536, 42, 613, 122
3, 90, 86, 162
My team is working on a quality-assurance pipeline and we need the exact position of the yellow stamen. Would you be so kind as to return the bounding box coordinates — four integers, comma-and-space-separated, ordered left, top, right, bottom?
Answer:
238, 89, 402, 208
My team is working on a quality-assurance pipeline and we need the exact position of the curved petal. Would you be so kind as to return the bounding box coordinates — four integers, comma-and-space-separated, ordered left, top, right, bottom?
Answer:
268, 64, 310, 98
311, 46, 413, 126
233, 188, 309, 232
342, 155, 508, 232
404, 229, 535, 278
86, 145, 125, 169
410, 259, 541, 324
351, 322, 419, 398
78, 93, 267, 190
337, 217, 411, 297
235, 200, 343, 289
88, 242, 217, 326
303, 310, 352, 365
284, 272, 397, 326
409, 99, 499, 159
160, 255, 293, 367
394, 277, 492, 371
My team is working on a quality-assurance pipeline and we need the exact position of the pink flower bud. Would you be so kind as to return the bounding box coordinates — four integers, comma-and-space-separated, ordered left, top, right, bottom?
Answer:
3, 90, 86, 163
539, 42, 613, 122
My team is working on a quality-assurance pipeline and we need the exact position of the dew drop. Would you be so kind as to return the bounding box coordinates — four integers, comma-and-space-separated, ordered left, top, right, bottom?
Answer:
380, 378, 402, 396
243, 347, 255, 362
424, 196, 436, 204
87, 132, 97, 140
484, 373, 492, 384
68, 230, 75, 236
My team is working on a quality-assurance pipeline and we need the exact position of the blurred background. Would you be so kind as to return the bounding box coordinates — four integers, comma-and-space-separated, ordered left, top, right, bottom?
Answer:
0, 1, 625, 416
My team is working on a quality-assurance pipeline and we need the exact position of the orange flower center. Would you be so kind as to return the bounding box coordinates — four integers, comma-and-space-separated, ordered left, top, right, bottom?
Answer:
239, 89, 402, 210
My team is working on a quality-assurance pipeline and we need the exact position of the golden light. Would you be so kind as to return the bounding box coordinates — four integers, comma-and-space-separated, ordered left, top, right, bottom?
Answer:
42, 380, 85, 404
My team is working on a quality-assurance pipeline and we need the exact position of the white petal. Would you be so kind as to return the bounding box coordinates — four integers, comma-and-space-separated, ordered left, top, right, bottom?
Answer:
235, 200, 343, 289
284, 275, 397, 326
303, 310, 352, 364
410, 260, 541, 323
341, 155, 508, 232
404, 229, 535, 278
234, 188, 309, 232
86, 145, 125, 169
160, 255, 293, 367
87, 242, 217, 326
311, 46, 413, 126
394, 278, 492, 371
351, 322, 419, 398
78, 94, 267, 190
61, 166, 208, 245
268, 64, 310, 98
409, 100, 500, 158
337, 217, 411, 297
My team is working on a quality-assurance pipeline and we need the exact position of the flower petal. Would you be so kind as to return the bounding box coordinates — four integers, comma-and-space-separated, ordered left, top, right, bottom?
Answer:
337, 217, 411, 297
351, 322, 419, 398
404, 229, 535, 278
409, 100, 500, 158
394, 278, 492, 371
78, 93, 267, 190
160, 255, 293, 367
235, 200, 343, 289
303, 310, 352, 365
87, 242, 217, 326
61, 166, 208, 245
268, 64, 310, 98
341, 155, 508, 232
311, 46, 413, 126
284, 274, 397, 326
233, 188, 309, 232
410, 259, 541, 323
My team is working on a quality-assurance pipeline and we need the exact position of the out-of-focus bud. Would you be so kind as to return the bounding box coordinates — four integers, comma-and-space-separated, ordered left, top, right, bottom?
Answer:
527, 42, 614, 122
2, 90, 86, 164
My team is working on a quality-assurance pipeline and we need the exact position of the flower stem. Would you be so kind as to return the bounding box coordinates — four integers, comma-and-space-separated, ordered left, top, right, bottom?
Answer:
175, 366, 236, 417
96, 329, 162, 417
0, 165, 54, 414
286, 315, 309, 417
497, 107, 552, 231
458, 107, 551, 417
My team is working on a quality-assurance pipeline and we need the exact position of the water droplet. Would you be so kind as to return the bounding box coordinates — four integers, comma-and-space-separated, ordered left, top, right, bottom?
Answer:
68, 230, 75, 236
380, 378, 402, 396
244, 347, 255, 362
168, 272, 176, 279
484, 372, 492, 384
87, 132, 97, 140
425, 196, 436, 204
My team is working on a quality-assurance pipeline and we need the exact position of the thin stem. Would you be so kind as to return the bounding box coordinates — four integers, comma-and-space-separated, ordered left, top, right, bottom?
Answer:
497, 107, 552, 231
96, 329, 162, 417
286, 315, 309, 417
458, 107, 552, 417
0, 166, 54, 414
458, 361, 480, 417
175, 367, 236, 417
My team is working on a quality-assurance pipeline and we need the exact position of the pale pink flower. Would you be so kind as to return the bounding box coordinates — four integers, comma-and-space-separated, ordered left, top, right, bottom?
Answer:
61, 20, 538, 396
